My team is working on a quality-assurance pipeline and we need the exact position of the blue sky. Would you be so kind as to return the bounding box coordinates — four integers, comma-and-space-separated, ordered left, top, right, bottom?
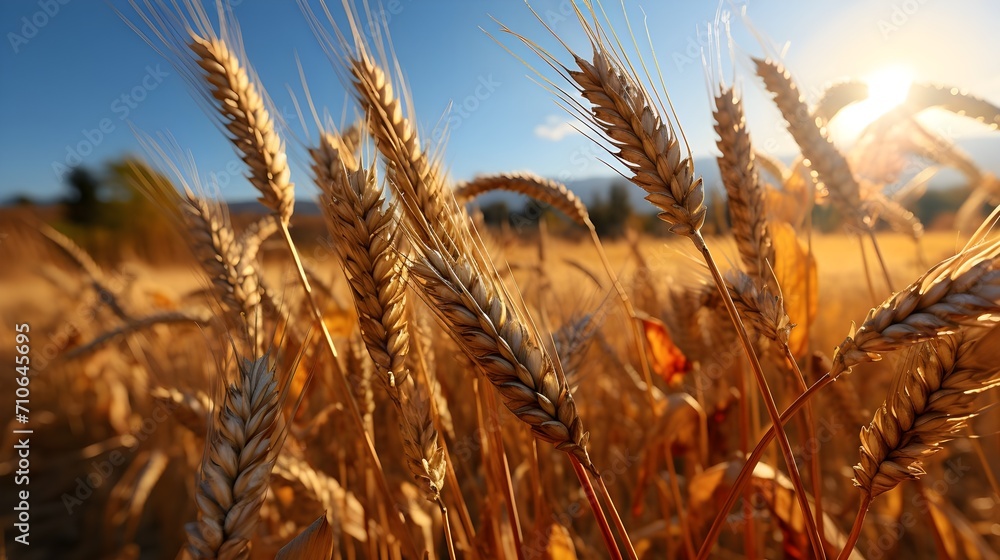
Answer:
3, 0, 1000, 203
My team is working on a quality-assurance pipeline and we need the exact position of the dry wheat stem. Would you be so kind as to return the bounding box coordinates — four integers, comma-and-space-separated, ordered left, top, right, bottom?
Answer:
185, 356, 283, 560
64, 309, 213, 360
713, 87, 775, 281
188, 35, 294, 223
454, 171, 590, 228
693, 234, 827, 560
696, 372, 834, 559
409, 246, 595, 472
832, 236, 1000, 377
854, 330, 1000, 499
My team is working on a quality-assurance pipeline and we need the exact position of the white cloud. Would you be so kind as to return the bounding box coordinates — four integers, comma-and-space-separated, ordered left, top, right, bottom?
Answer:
533, 115, 581, 141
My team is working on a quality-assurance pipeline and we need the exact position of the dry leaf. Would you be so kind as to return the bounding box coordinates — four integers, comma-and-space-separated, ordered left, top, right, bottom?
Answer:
924, 486, 999, 560
638, 314, 690, 384
545, 522, 577, 559
276, 515, 334, 560
770, 221, 818, 357
764, 162, 813, 229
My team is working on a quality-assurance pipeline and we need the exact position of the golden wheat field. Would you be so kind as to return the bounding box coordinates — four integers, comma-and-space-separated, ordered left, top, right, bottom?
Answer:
3, 1, 1000, 559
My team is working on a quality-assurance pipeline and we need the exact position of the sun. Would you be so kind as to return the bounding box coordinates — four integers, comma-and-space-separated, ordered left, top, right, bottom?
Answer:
829, 65, 914, 142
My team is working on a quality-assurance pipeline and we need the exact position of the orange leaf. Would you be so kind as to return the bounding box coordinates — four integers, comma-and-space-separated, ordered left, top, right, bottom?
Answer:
770, 221, 818, 358
639, 315, 690, 385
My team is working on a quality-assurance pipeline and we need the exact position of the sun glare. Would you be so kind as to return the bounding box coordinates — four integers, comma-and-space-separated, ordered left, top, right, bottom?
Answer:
830, 65, 914, 141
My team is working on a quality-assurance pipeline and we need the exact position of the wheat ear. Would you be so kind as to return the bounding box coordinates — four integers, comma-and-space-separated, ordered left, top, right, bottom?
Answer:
185, 356, 284, 560
754, 58, 864, 228
832, 236, 1000, 376
713, 87, 775, 281
726, 269, 792, 347
317, 163, 446, 502
180, 192, 263, 327
454, 171, 590, 228
127, 3, 293, 223
508, 12, 820, 556
854, 329, 1000, 498
37, 223, 130, 320
408, 246, 594, 471
839, 328, 1000, 559
187, 35, 294, 223
571, 53, 704, 234
272, 454, 368, 543
347, 50, 466, 253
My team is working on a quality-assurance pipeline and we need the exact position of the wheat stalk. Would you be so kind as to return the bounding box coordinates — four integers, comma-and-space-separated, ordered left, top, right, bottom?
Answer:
454, 171, 590, 228
713, 87, 775, 281
185, 356, 284, 560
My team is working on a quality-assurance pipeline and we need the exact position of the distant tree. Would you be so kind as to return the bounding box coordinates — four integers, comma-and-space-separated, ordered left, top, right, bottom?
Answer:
913, 184, 970, 226
9, 195, 34, 206
65, 167, 103, 225
478, 200, 510, 227
589, 181, 632, 238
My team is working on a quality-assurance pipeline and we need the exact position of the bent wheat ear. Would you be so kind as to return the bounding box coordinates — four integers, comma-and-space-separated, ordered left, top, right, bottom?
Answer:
854, 328, 1000, 498
186, 356, 284, 560
754, 58, 863, 228
832, 236, 1000, 376
409, 247, 594, 471
455, 172, 590, 228
726, 269, 791, 346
